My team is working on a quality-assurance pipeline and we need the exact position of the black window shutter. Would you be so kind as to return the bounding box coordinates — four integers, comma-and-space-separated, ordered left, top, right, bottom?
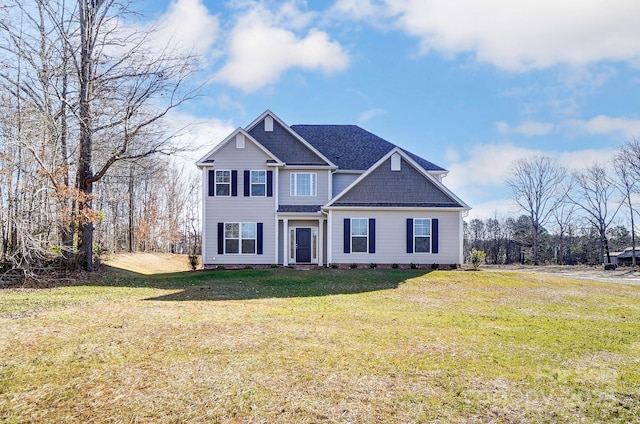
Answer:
208, 170, 215, 196
343, 218, 350, 253
368, 218, 376, 253
244, 170, 250, 196
217, 222, 224, 254
231, 171, 238, 197
257, 223, 263, 254
267, 171, 273, 197
406, 218, 413, 253
432, 219, 439, 254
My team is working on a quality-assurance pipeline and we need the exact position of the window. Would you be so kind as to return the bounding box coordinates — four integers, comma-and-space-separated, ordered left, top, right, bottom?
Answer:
312, 228, 318, 261
251, 170, 266, 196
224, 223, 256, 254
290, 173, 317, 196
351, 218, 368, 253
414, 219, 431, 253
215, 170, 231, 196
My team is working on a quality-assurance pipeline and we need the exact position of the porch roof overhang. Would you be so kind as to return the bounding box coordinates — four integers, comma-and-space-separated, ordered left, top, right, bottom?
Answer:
278, 205, 323, 213
277, 205, 325, 220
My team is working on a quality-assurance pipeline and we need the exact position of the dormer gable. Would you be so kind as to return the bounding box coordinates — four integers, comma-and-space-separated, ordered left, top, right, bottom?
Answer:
326, 148, 469, 209
245, 110, 336, 167
195, 127, 283, 167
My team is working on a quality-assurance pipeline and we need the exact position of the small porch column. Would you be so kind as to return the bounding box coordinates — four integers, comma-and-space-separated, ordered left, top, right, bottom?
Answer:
318, 217, 324, 267
327, 211, 333, 265
283, 218, 289, 266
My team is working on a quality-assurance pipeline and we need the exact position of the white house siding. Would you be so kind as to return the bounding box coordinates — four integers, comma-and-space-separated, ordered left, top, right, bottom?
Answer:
278, 168, 330, 205
328, 209, 463, 265
203, 140, 278, 266
332, 173, 359, 198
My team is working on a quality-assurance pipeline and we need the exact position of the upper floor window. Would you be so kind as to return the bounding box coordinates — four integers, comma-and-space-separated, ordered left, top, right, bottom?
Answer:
251, 170, 266, 196
290, 173, 317, 196
215, 170, 231, 196
414, 218, 431, 253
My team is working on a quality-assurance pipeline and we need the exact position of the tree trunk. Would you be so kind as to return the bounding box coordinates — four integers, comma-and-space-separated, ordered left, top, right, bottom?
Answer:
128, 164, 135, 252
532, 221, 540, 265
603, 232, 611, 264
629, 198, 636, 267
76, 0, 95, 271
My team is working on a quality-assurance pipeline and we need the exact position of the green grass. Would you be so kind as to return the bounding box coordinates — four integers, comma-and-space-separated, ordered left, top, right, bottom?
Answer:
1, 268, 640, 423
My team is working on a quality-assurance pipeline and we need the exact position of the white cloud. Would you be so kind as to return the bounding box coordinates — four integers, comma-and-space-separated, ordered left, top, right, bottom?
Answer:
166, 110, 236, 166
497, 115, 640, 140
328, 0, 385, 21
565, 115, 640, 139
443, 143, 613, 218
154, 0, 220, 56
384, 0, 640, 71
444, 147, 459, 163
445, 143, 543, 191
466, 198, 520, 221
496, 120, 555, 136
215, 3, 349, 92
358, 108, 386, 124
555, 149, 615, 172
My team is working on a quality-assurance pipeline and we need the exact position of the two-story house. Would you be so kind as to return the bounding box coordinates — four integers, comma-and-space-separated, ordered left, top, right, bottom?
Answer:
196, 110, 470, 268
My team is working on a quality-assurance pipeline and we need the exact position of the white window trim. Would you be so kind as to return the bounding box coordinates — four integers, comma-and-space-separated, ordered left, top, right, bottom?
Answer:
289, 226, 319, 263
250, 170, 267, 197
290, 173, 317, 196
215, 169, 231, 197
224, 222, 257, 255
351, 218, 369, 254
413, 218, 432, 254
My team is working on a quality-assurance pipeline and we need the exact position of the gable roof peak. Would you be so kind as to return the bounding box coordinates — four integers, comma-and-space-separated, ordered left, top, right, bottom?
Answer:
244, 110, 337, 168
290, 124, 446, 173
195, 127, 284, 167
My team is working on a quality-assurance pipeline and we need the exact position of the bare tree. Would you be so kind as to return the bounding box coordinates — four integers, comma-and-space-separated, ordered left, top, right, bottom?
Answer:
506, 156, 567, 265
1, 0, 201, 271
615, 140, 640, 266
550, 201, 575, 265
567, 163, 622, 265
70, 0, 201, 269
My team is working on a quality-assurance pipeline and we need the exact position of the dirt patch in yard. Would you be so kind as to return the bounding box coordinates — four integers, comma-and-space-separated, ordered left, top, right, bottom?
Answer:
483, 264, 640, 286
102, 253, 195, 274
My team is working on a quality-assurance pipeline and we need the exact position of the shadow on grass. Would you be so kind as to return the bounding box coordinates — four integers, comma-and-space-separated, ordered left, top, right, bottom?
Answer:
96, 266, 430, 301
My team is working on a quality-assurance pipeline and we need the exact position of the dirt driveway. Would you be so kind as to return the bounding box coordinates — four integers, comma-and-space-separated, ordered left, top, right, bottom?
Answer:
483, 264, 640, 286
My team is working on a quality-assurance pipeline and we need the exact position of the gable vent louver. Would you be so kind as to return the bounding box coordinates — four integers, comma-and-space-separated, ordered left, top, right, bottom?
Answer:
265, 116, 274, 132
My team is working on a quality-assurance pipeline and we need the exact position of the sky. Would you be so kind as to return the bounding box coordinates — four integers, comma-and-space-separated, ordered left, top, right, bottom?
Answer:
133, 0, 640, 219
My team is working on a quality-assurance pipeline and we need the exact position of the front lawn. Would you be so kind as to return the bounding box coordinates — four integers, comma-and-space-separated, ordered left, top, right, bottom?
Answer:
1, 268, 639, 423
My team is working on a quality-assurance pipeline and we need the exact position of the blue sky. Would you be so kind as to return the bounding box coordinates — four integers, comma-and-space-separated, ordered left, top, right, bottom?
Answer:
134, 0, 640, 219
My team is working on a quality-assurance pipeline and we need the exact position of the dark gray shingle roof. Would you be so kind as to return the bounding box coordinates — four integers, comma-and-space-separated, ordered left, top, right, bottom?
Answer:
278, 205, 322, 213
290, 124, 445, 172
330, 202, 461, 208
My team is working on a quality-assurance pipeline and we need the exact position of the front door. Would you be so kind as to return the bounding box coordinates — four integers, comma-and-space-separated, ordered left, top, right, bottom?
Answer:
296, 228, 312, 263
